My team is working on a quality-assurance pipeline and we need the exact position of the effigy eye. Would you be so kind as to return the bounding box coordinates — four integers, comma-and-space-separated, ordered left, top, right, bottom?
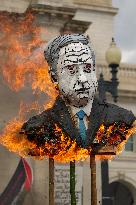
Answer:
67, 65, 76, 74
84, 64, 92, 73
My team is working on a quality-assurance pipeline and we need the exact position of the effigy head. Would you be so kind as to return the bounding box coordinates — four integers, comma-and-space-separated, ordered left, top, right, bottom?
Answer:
44, 34, 98, 107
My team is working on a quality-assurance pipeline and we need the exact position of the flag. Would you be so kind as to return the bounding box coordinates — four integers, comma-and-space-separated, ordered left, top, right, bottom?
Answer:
22, 158, 32, 191
0, 158, 32, 205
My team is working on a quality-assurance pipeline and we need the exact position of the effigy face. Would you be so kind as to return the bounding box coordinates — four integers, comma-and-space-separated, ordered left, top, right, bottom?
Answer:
57, 42, 98, 107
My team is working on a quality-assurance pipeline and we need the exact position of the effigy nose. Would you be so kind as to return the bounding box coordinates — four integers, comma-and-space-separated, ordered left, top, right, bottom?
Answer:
77, 67, 87, 83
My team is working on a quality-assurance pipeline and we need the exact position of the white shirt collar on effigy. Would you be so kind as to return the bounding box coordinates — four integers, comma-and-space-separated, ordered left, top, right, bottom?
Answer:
69, 99, 94, 117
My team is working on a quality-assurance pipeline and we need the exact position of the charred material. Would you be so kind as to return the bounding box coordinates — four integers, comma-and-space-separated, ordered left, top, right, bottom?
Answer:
20, 97, 135, 159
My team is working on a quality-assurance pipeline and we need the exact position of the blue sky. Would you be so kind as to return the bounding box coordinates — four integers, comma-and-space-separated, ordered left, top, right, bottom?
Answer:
113, 0, 136, 64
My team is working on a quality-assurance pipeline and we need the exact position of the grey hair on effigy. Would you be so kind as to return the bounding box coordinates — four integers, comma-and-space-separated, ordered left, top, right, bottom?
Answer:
44, 34, 95, 82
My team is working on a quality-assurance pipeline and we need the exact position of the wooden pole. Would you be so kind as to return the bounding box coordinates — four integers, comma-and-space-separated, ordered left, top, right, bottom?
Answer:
49, 158, 54, 205
70, 161, 76, 205
90, 155, 97, 205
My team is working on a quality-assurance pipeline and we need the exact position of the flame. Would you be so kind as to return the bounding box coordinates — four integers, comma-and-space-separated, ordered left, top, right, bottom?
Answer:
95, 123, 136, 160
0, 10, 58, 106
0, 101, 46, 157
0, 10, 58, 157
28, 123, 89, 163
0, 120, 89, 163
0, 118, 36, 157
0, 109, 135, 162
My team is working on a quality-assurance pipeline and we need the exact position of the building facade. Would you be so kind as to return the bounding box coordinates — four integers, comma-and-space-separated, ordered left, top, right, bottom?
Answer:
0, 0, 136, 205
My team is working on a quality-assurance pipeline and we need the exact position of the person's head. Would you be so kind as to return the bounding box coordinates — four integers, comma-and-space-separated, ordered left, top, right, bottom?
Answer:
44, 34, 98, 108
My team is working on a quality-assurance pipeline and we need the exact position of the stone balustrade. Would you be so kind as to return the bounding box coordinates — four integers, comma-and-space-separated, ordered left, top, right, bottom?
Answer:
96, 63, 136, 95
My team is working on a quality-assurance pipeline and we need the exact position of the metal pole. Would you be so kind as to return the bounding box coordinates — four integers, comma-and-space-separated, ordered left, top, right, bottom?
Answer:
49, 158, 54, 205
90, 155, 97, 205
98, 64, 119, 205
101, 161, 110, 205
70, 161, 76, 205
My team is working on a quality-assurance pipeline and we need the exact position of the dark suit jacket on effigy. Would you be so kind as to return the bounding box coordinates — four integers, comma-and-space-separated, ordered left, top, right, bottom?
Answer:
21, 97, 136, 155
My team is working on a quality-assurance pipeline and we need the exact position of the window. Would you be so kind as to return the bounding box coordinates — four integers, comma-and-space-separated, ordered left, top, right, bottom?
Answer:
125, 136, 134, 152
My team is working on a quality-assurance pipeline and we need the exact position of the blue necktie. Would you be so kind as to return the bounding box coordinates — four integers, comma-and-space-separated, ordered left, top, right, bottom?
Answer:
76, 110, 87, 145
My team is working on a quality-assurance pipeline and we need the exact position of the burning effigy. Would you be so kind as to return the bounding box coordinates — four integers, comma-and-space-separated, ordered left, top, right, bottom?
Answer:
18, 34, 136, 162
0, 12, 136, 163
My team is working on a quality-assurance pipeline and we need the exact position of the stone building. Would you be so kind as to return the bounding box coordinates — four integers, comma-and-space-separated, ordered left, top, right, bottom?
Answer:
0, 0, 136, 205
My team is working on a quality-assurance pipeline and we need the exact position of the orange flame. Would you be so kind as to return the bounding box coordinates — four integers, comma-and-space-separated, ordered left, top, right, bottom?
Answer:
1, 118, 135, 163
0, 120, 89, 163
0, 118, 36, 157
0, 10, 58, 106
95, 123, 136, 160
0, 10, 58, 159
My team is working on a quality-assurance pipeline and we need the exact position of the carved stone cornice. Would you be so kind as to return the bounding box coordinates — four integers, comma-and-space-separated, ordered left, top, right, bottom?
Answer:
74, 4, 118, 15
30, 4, 76, 18
73, 0, 112, 7
30, 1, 118, 16
30, 4, 91, 33
60, 19, 91, 35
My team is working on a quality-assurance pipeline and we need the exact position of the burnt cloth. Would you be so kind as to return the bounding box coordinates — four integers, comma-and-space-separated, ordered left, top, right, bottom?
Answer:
21, 97, 136, 153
